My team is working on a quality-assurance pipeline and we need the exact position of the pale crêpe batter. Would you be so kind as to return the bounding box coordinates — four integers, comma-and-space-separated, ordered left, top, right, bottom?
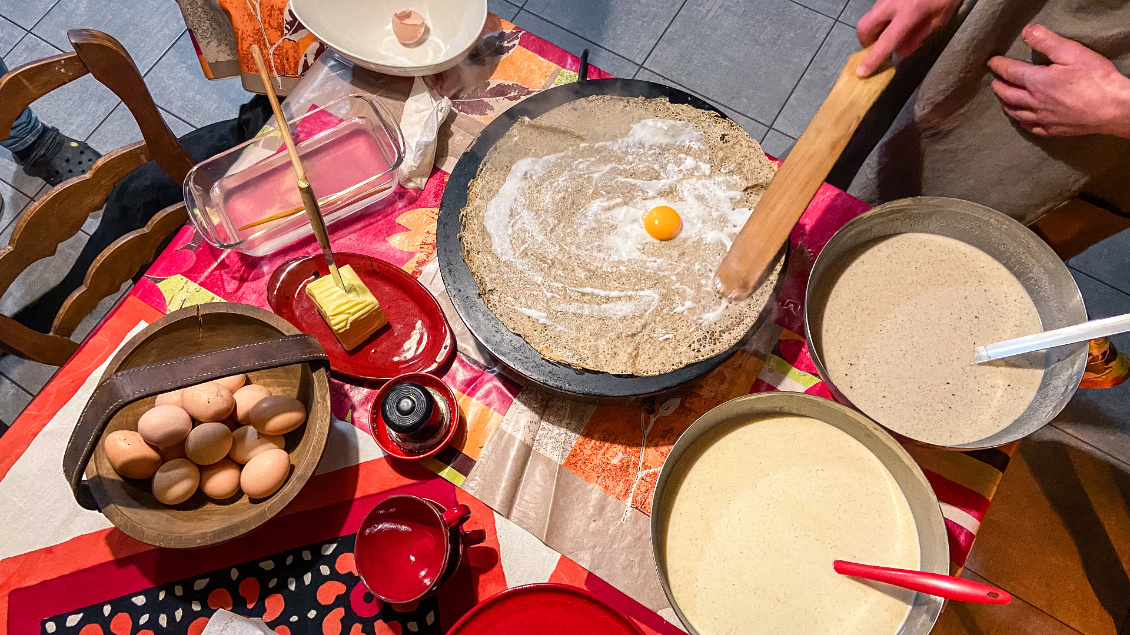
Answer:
662, 415, 919, 635
816, 233, 1044, 446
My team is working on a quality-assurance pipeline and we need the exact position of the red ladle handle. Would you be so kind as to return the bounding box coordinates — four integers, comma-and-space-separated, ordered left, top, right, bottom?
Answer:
833, 561, 1012, 605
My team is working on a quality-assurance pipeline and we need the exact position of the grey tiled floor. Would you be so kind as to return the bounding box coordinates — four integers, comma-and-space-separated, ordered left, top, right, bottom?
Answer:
1, 1, 1129, 478
499, 0, 869, 156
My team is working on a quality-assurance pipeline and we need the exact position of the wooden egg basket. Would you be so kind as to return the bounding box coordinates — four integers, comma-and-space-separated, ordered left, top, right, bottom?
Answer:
62, 303, 332, 549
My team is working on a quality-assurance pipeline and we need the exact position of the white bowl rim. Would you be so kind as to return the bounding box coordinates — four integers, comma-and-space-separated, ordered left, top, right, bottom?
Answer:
288, 0, 488, 75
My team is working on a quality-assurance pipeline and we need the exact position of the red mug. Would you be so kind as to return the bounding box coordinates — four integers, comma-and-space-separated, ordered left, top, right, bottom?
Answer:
355, 495, 486, 603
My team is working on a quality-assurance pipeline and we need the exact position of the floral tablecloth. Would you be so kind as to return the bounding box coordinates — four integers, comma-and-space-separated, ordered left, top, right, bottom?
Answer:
0, 15, 1014, 635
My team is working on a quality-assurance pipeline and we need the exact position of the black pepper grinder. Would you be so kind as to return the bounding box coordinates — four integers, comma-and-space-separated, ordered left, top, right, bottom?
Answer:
381, 381, 447, 451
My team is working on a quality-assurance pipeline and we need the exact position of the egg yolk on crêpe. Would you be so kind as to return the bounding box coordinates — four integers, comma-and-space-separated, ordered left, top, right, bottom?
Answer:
644, 205, 682, 240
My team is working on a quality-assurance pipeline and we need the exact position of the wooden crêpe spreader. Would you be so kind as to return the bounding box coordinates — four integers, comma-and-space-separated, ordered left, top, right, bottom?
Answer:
714, 46, 895, 299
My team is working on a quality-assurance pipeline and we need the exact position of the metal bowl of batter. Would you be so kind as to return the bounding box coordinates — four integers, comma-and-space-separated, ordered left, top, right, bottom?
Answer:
651, 392, 948, 635
805, 197, 1088, 449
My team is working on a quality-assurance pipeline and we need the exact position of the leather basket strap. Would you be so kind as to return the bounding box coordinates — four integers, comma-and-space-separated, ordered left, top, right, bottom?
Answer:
63, 333, 327, 510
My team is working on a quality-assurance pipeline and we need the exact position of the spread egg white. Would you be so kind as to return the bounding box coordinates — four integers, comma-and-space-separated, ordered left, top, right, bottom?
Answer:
613, 118, 704, 147
481, 119, 752, 326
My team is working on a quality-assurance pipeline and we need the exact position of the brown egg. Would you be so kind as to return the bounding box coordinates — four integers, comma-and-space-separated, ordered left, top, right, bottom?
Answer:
137, 405, 193, 447
229, 425, 285, 464
199, 458, 242, 500
248, 395, 307, 435
156, 441, 187, 462
182, 383, 235, 422
212, 374, 247, 393
392, 9, 426, 45
184, 421, 234, 466
154, 389, 183, 408
233, 384, 272, 425
103, 430, 162, 479
240, 448, 291, 498
152, 458, 200, 505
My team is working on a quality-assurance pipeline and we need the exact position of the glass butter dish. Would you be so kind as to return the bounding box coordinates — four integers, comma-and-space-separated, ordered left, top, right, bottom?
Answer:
184, 94, 405, 257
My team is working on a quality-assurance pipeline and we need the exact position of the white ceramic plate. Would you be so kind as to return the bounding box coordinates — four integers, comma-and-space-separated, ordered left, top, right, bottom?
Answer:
289, 0, 487, 76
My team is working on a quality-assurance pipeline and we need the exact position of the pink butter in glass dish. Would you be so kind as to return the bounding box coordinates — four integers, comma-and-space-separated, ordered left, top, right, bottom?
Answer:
184, 93, 405, 257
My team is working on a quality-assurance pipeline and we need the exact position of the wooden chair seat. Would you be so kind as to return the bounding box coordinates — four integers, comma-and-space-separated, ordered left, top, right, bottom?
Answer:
0, 29, 197, 366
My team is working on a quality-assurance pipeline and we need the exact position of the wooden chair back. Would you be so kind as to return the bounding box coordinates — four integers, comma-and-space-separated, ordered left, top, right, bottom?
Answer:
0, 29, 197, 366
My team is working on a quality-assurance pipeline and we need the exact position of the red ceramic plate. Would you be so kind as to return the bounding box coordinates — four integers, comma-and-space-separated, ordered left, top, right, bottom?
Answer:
446, 584, 644, 635
266, 253, 456, 382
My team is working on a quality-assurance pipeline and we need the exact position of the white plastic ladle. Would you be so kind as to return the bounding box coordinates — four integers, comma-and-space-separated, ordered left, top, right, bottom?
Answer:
973, 313, 1130, 364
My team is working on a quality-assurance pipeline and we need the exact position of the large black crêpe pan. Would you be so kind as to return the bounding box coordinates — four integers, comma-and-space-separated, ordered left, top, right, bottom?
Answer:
437, 57, 788, 401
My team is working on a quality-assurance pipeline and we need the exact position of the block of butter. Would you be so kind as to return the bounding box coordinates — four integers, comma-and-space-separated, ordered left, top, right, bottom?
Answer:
305, 265, 388, 351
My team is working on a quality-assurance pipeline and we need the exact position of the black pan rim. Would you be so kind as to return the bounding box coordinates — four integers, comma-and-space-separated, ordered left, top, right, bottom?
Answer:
437, 77, 789, 399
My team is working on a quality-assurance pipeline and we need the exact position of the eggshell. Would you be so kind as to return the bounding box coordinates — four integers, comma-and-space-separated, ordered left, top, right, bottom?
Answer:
233, 384, 273, 425
154, 389, 183, 408
103, 430, 162, 479
185, 421, 234, 466
248, 395, 307, 435
182, 383, 235, 422
199, 458, 242, 500
212, 374, 247, 393
137, 405, 193, 447
229, 425, 286, 464
152, 458, 200, 505
392, 9, 426, 44
240, 448, 291, 498
156, 441, 186, 462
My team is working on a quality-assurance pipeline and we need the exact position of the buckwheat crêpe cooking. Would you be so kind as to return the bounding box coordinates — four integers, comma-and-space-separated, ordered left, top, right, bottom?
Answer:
460, 96, 783, 376
815, 232, 1044, 446
661, 415, 920, 635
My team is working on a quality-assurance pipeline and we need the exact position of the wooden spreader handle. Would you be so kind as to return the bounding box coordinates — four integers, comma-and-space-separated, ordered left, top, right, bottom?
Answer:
714, 46, 895, 299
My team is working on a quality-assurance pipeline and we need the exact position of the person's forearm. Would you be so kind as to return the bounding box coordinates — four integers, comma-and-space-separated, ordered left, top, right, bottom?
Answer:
1108, 77, 1130, 139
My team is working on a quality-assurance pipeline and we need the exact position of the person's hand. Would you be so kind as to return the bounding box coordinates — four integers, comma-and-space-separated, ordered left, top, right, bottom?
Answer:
856, 0, 962, 77
989, 24, 1130, 138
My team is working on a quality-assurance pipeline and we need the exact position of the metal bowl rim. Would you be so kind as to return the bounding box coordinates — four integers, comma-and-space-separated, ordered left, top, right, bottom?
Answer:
649, 392, 948, 635
803, 196, 1087, 450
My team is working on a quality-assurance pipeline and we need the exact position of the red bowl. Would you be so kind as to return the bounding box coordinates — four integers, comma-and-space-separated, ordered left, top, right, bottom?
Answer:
370, 373, 460, 460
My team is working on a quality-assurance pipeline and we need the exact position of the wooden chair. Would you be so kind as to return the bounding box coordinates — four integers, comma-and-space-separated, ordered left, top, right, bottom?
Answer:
0, 29, 196, 366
